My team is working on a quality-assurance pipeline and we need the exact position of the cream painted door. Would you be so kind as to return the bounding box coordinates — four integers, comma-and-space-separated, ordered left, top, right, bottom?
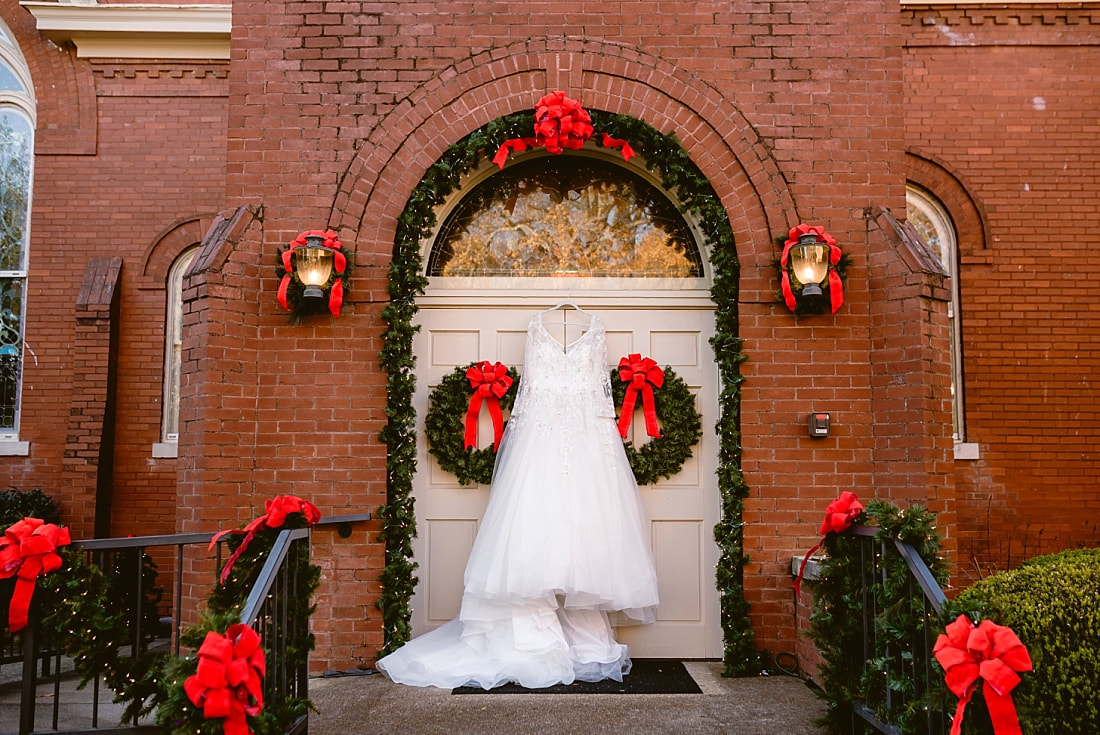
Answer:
410, 300, 722, 658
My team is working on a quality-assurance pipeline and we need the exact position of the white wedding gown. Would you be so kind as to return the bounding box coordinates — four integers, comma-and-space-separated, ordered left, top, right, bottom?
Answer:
376, 311, 659, 689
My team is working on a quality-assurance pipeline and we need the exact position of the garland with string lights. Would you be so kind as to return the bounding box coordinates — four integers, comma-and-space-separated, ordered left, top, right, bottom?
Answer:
806, 500, 949, 734
2, 512, 319, 733
378, 107, 758, 673
4, 538, 168, 726
155, 512, 321, 735
33, 547, 164, 725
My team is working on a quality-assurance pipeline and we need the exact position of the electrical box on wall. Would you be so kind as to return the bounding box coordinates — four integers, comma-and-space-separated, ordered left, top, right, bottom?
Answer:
808, 412, 831, 438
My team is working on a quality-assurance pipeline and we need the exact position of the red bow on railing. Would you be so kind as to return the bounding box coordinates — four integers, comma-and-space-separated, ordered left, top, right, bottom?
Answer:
210, 495, 322, 584
493, 91, 635, 169
0, 518, 71, 632
616, 354, 664, 440
793, 491, 864, 597
277, 229, 349, 318
464, 361, 514, 451
184, 623, 266, 735
780, 223, 844, 314
934, 615, 1033, 735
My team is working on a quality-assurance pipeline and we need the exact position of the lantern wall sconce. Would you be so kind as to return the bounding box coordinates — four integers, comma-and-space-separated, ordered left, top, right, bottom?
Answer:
276, 229, 351, 319
779, 223, 846, 315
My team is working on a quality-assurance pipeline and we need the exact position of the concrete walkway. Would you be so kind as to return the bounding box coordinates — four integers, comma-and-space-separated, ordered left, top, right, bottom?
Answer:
0, 661, 827, 734
308, 662, 828, 735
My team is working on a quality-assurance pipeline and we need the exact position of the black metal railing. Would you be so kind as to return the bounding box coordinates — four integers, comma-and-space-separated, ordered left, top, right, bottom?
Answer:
237, 526, 310, 735
847, 525, 950, 735
2, 512, 369, 735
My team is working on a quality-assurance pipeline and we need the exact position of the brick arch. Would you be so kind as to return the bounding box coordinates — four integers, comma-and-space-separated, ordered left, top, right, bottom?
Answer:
906, 151, 988, 256
140, 213, 221, 286
330, 37, 794, 268
1, 4, 96, 155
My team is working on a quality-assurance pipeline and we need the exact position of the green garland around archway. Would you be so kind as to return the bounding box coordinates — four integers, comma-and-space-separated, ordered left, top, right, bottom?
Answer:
379, 108, 758, 673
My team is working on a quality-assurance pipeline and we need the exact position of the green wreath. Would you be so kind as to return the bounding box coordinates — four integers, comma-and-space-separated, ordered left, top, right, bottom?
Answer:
425, 361, 701, 487
611, 364, 703, 486
425, 362, 520, 486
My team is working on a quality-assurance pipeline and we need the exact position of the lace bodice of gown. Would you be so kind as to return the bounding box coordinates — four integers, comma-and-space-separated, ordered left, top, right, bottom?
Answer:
509, 312, 616, 428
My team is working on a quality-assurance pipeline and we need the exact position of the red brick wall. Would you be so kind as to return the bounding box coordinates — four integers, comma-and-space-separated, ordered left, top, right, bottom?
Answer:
904, 5, 1100, 581
215, 0, 918, 668
0, 0, 229, 542
17, 0, 1078, 675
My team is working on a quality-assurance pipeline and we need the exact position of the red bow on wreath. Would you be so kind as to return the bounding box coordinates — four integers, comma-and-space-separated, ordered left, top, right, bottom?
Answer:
184, 623, 266, 735
210, 495, 322, 584
792, 491, 864, 597
277, 229, 348, 318
781, 223, 844, 314
464, 361, 514, 451
0, 518, 71, 632
934, 615, 1033, 735
616, 354, 664, 440
493, 91, 635, 169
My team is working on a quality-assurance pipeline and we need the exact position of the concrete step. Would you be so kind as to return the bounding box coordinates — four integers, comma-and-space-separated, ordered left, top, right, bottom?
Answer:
309, 662, 828, 735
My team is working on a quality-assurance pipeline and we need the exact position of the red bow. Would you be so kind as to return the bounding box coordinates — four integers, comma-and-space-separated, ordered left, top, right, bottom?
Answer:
277, 229, 348, 318
464, 361, 514, 451
780, 223, 844, 314
616, 354, 664, 440
493, 91, 635, 168
184, 624, 266, 735
793, 491, 863, 597
934, 615, 1033, 735
210, 495, 322, 584
0, 518, 71, 632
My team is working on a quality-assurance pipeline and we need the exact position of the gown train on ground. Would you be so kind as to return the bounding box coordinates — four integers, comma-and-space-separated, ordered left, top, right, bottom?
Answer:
377, 310, 659, 689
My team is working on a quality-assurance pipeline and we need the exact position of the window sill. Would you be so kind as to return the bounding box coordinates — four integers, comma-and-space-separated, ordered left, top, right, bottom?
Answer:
954, 442, 980, 460
152, 442, 178, 459
0, 440, 30, 456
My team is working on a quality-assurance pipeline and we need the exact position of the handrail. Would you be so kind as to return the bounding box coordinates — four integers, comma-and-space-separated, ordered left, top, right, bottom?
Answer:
238, 526, 308, 627
6, 510, 371, 735
843, 523, 950, 735
71, 512, 372, 550
892, 538, 947, 615
850, 524, 947, 614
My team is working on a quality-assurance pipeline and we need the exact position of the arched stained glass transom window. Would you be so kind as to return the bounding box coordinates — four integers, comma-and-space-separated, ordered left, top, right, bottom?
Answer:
428, 156, 703, 278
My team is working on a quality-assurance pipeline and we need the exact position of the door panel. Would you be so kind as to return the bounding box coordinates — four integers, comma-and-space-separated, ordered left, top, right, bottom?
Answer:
410, 305, 721, 658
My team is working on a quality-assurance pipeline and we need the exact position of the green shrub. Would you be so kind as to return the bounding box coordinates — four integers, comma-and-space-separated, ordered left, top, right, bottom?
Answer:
951, 548, 1100, 735
0, 487, 61, 527
0, 488, 63, 627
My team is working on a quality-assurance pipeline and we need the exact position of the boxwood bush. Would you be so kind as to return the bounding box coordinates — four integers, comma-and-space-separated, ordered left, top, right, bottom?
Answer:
0, 487, 61, 527
951, 547, 1100, 735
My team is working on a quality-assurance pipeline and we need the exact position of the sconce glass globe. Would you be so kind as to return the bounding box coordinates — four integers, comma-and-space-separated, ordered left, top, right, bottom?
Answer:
789, 234, 830, 296
294, 235, 335, 299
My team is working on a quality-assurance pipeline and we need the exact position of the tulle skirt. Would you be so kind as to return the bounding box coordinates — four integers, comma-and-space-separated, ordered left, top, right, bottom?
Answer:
377, 403, 658, 689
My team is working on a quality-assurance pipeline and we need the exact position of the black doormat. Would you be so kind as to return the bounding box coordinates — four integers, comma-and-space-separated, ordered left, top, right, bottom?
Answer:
451, 659, 702, 695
